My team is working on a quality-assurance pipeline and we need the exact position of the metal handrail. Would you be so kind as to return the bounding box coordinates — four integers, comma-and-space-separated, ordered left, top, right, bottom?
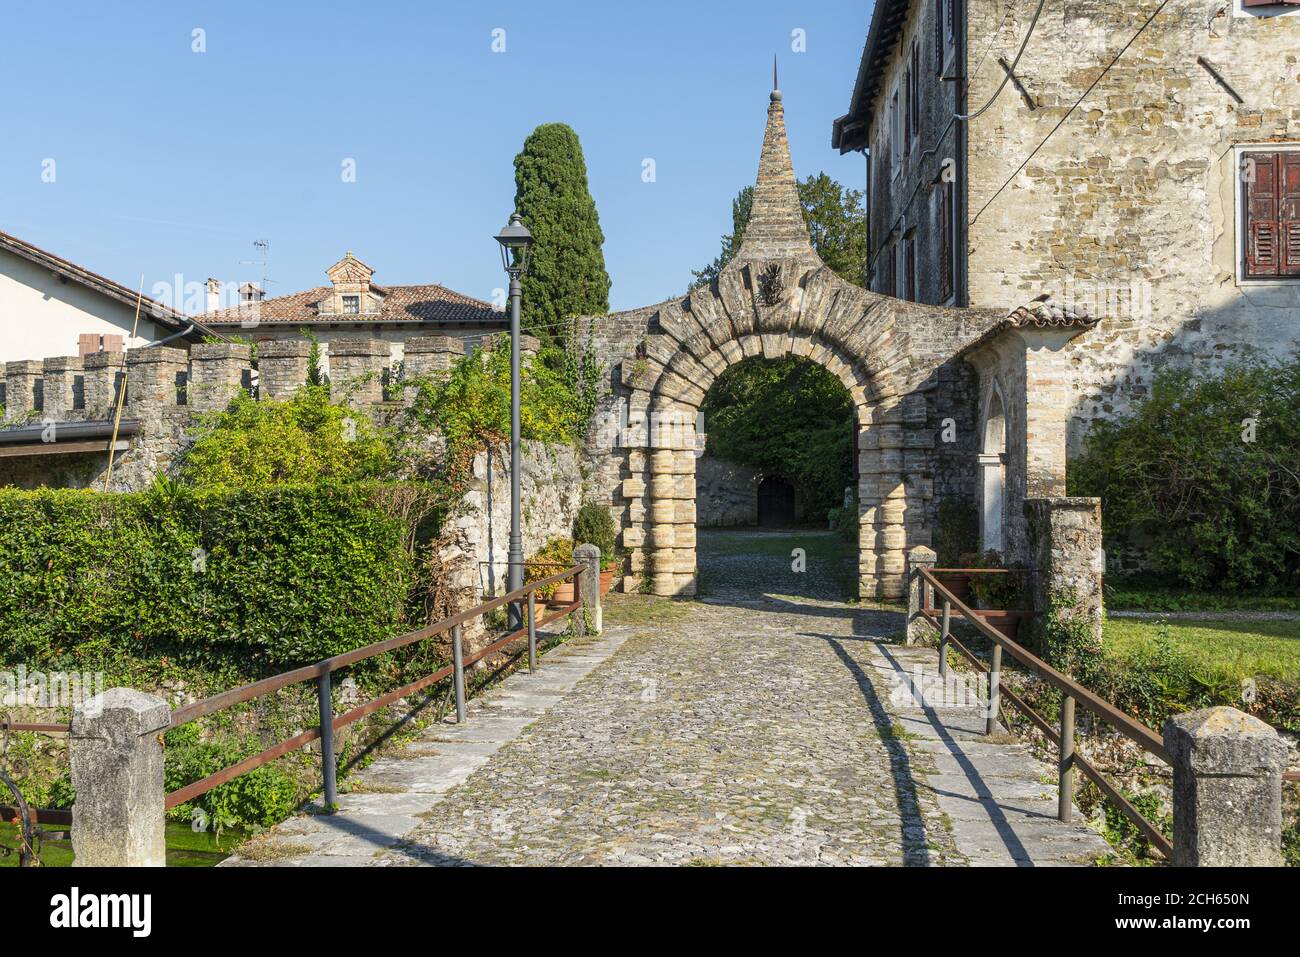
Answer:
917, 565, 1174, 859
166, 563, 588, 812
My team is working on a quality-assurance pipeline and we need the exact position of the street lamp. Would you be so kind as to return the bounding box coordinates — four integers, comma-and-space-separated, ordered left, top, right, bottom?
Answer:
494, 212, 534, 628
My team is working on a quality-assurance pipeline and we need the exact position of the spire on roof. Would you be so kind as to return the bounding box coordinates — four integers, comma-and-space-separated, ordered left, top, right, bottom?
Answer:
730, 71, 819, 268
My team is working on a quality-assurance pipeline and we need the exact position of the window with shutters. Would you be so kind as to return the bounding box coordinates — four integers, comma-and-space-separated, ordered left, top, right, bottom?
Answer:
938, 180, 955, 302
1240, 149, 1300, 280
890, 82, 901, 178
909, 41, 921, 150
880, 242, 897, 296
904, 237, 917, 302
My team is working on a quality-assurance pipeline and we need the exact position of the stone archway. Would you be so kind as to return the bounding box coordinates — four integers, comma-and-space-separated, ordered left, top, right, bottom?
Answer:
581, 80, 1098, 601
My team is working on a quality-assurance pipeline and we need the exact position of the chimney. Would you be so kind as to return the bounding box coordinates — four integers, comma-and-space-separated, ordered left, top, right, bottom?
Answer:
206, 278, 222, 313
239, 282, 264, 304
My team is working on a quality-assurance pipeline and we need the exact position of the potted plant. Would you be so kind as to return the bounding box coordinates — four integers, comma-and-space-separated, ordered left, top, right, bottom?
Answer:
573, 502, 620, 596
531, 538, 576, 604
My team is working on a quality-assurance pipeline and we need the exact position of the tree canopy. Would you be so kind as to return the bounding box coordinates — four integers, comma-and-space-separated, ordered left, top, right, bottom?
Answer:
701, 355, 855, 523
513, 123, 611, 347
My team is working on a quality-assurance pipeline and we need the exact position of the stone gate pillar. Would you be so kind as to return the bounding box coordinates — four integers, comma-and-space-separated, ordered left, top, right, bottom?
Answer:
647, 398, 697, 596
1024, 497, 1104, 674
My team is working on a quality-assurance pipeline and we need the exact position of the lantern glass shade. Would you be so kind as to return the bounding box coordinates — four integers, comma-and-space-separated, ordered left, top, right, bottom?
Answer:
494, 213, 534, 273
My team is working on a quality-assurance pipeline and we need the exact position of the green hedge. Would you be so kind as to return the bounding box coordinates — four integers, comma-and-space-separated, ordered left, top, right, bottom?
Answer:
0, 483, 427, 672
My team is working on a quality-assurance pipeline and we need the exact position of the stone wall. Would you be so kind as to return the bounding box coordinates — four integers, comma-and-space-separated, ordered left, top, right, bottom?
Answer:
464, 440, 584, 598
695, 455, 761, 527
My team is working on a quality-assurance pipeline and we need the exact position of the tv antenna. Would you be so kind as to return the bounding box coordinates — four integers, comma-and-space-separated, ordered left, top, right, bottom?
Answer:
238, 238, 277, 298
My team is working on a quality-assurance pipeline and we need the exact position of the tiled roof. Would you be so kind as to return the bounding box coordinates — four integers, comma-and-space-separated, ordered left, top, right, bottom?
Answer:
204, 282, 504, 327
956, 295, 1098, 358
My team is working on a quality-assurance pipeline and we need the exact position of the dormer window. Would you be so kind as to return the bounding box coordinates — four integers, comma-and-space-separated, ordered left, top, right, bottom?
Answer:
343, 295, 360, 314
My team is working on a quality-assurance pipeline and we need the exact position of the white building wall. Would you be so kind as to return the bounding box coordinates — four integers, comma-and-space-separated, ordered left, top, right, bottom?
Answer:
0, 248, 169, 363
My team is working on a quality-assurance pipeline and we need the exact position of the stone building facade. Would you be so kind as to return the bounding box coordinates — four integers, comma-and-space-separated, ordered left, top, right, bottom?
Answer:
833, 1, 1300, 462
202, 252, 507, 376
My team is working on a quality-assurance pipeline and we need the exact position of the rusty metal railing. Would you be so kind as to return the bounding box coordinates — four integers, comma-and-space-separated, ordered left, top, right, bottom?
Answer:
166, 563, 586, 812
1, 718, 73, 865
918, 566, 1175, 859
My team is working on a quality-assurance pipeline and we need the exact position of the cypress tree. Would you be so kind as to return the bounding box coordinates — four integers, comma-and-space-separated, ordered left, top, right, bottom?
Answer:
512, 123, 611, 346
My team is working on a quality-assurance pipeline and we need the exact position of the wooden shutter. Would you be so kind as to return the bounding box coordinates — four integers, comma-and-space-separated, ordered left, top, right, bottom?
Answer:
946, 179, 956, 299
1282, 152, 1300, 277
911, 42, 921, 141
78, 333, 100, 357
935, 0, 945, 73
904, 66, 912, 144
1244, 152, 1280, 278
905, 239, 916, 302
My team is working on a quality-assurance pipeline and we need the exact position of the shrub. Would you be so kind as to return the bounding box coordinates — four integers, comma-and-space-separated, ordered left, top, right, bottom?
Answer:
0, 483, 431, 672
1069, 354, 1300, 590
178, 386, 392, 488
573, 502, 617, 565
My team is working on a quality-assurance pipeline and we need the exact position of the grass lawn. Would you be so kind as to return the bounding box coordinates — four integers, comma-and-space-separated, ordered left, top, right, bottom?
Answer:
1106, 584, 1300, 612
1104, 616, 1300, 683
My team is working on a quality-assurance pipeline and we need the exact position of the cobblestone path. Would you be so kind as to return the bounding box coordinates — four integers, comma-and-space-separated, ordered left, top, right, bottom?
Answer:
231, 529, 1110, 867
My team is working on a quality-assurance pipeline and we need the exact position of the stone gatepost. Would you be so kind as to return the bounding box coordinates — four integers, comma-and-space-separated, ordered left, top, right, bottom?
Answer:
83, 351, 127, 418
403, 335, 465, 384
574, 542, 602, 634
858, 398, 910, 599
258, 339, 313, 400
906, 545, 937, 645
4, 360, 43, 417
1023, 497, 1104, 674
70, 688, 171, 867
1164, 707, 1288, 867
42, 356, 83, 417
189, 342, 252, 411
328, 337, 388, 407
126, 346, 188, 411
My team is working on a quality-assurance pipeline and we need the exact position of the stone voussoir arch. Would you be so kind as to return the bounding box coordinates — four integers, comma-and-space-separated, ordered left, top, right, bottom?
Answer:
586, 80, 1092, 601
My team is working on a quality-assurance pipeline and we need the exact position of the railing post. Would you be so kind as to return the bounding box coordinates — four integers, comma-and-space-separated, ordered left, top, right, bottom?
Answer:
938, 598, 950, 681
1058, 693, 1075, 822
574, 543, 602, 635
452, 624, 466, 722
906, 546, 936, 645
69, 688, 170, 867
527, 592, 537, 673
318, 672, 337, 811
986, 643, 1002, 735
1164, 707, 1288, 866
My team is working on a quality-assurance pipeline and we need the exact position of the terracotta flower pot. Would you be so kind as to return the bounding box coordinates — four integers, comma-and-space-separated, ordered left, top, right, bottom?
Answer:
599, 569, 614, 596
552, 582, 576, 604
532, 601, 549, 621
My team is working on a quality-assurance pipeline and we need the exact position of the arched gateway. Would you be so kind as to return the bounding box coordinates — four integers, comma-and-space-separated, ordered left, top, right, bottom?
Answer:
582, 83, 1099, 599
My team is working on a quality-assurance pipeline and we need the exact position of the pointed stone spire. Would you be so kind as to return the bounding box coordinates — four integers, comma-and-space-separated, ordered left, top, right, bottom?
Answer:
731, 69, 819, 268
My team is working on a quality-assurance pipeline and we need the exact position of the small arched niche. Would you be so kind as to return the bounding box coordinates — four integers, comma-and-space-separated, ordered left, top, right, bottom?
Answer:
979, 385, 1008, 555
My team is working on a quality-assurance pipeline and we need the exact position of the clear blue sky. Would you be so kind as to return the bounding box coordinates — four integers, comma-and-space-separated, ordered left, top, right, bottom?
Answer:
1, 0, 871, 314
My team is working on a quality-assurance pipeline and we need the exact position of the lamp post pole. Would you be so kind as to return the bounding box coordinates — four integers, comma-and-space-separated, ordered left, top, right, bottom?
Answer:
494, 212, 533, 632
506, 265, 524, 628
